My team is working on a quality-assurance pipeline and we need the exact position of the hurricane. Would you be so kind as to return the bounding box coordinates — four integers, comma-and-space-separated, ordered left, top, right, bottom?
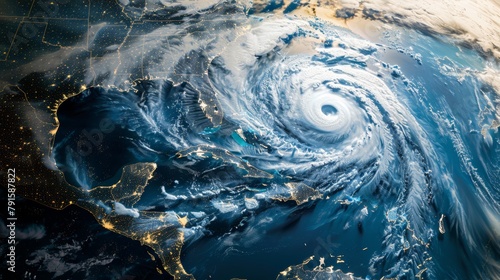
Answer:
1, 0, 499, 279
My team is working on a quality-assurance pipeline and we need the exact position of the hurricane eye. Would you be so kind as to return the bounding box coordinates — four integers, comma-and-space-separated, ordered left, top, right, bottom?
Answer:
321, 104, 337, 116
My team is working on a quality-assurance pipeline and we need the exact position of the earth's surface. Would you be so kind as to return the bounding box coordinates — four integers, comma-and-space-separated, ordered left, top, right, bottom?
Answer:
0, 1, 499, 279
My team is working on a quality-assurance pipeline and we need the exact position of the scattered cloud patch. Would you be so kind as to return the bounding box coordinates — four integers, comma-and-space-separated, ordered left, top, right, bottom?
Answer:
114, 201, 140, 218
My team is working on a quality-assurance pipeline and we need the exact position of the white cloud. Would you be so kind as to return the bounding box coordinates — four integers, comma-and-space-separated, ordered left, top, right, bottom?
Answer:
17, 224, 46, 240
114, 201, 140, 218
244, 197, 259, 210
212, 200, 238, 213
